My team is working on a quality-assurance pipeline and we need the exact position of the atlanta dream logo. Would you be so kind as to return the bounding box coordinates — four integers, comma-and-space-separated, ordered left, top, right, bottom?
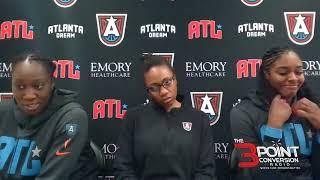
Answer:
142, 53, 174, 67
53, 0, 77, 8
284, 12, 316, 45
190, 92, 223, 126
241, 0, 263, 7
96, 14, 127, 47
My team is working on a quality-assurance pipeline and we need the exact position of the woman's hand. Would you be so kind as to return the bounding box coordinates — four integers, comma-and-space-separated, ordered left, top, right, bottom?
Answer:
292, 98, 320, 130
267, 95, 292, 129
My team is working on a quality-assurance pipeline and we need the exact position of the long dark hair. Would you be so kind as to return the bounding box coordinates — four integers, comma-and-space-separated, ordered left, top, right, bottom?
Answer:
257, 47, 320, 105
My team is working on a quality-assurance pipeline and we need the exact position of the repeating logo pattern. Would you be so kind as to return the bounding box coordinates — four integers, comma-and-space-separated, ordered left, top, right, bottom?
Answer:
190, 92, 223, 126
96, 14, 127, 47
284, 12, 316, 45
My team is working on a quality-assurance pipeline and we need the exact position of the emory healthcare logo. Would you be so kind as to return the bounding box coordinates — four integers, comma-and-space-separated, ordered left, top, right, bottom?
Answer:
302, 60, 320, 77
0, 20, 34, 40
90, 61, 131, 78
185, 60, 227, 78
241, 0, 263, 7
188, 20, 222, 40
213, 142, 230, 160
143, 53, 175, 67
0, 62, 12, 78
53, 0, 77, 8
96, 14, 127, 47
102, 143, 119, 160
92, 99, 128, 120
284, 12, 316, 45
190, 92, 223, 126
53, 60, 80, 80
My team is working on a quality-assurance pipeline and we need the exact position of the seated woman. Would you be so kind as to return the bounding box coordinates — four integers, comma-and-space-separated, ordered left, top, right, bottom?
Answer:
113, 55, 217, 180
0, 53, 97, 179
230, 47, 320, 180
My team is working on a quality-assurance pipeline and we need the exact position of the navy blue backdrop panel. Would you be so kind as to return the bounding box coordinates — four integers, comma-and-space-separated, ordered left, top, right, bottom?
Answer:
0, 0, 319, 179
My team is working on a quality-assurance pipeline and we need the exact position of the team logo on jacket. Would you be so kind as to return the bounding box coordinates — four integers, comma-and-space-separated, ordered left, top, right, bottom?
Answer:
142, 53, 174, 67
53, 0, 77, 8
55, 138, 72, 156
190, 92, 223, 126
182, 122, 192, 131
284, 12, 316, 45
66, 124, 78, 136
241, 0, 263, 7
96, 14, 127, 47
0, 136, 41, 176
0, 93, 13, 102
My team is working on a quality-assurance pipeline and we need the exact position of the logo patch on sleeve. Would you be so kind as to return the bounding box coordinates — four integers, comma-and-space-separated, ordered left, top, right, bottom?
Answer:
65, 124, 78, 136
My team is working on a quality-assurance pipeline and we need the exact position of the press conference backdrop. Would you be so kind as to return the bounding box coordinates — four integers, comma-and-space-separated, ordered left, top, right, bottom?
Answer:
0, 0, 319, 179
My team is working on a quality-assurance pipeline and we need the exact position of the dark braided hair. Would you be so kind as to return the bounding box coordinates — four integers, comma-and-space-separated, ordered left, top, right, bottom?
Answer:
258, 47, 320, 105
11, 53, 56, 80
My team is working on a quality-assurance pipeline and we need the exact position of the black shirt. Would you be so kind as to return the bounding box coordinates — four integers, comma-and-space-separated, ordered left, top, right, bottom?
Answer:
113, 101, 216, 180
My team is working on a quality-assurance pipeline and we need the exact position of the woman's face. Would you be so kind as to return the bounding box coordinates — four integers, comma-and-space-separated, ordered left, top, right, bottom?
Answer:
12, 61, 54, 116
265, 51, 305, 100
144, 65, 178, 109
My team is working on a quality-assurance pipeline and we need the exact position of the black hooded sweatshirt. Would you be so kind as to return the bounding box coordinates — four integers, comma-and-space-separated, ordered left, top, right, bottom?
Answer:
0, 89, 96, 180
230, 90, 320, 180
113, 98, 217, 180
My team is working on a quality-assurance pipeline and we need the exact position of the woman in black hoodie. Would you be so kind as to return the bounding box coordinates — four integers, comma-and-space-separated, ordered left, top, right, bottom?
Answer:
0, 53, 97, 179
113, 54, 217, 180
230, 47, 320, 180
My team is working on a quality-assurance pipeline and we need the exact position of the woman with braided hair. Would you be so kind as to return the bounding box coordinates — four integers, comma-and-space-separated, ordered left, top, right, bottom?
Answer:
230, 47, 320, 180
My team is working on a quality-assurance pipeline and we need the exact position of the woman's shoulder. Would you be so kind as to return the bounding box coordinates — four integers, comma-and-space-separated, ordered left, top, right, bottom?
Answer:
53, 102, 88, 123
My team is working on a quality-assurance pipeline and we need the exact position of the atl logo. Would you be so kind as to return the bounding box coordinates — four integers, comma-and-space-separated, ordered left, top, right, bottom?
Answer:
92, 99, 128, 120
53, 60, 80, 80
188, 20, 222, 40
96, 14, 127, 47
236, 59, 262, 79
143, 53, 174, 67
284, 12, 316, 45
190, 92, 223, 126
0, 20, 34, 40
